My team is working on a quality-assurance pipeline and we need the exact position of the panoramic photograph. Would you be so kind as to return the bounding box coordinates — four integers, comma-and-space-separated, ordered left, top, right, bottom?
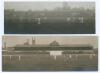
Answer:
2, 36, 98, 71
4, 1, 95, 34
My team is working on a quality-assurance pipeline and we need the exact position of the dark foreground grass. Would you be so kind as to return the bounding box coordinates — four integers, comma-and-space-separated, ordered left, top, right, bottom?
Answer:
2, 54, 98, 71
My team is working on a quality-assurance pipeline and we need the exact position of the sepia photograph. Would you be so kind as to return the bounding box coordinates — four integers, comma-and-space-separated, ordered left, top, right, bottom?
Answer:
4, 1, 95, 34
2, 36, 98, 71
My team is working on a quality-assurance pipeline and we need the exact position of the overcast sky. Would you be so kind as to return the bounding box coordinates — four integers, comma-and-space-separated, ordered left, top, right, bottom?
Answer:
4, 2, 95, 11
2, 36, 98, 48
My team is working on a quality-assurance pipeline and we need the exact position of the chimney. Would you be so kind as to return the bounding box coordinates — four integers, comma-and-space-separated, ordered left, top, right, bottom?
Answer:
27, 39, 29, 45
32, 37, 36, 45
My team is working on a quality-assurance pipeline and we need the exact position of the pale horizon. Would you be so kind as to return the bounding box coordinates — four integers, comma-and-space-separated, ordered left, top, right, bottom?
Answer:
5, 2, 95, 11
2, 36, 98, 48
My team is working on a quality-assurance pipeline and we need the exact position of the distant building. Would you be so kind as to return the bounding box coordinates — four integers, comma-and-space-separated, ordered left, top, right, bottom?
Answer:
62, 2, 70, 10
13, 37, 94, 54
49, 41, 59, 46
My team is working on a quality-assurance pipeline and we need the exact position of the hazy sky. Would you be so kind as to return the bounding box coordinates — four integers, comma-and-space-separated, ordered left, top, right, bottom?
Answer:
4, 2, 95, 11
2, 36, 98, 48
